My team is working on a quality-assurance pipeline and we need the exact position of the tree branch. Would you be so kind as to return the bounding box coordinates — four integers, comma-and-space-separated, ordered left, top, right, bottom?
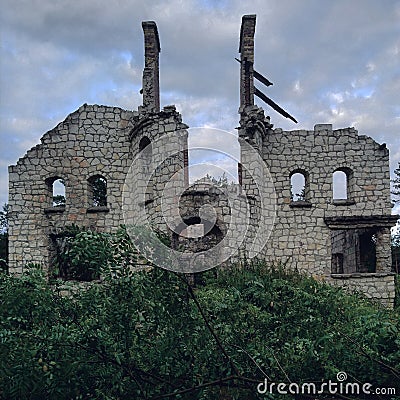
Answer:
149, 375, 260, 399
171, 271, 264, 399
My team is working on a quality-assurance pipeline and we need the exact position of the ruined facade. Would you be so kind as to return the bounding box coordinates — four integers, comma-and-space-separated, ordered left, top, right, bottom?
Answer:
8, 16, 398, 306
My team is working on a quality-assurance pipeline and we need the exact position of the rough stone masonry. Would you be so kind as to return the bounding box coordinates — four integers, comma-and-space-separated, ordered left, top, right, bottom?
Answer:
8, 16, 398, 306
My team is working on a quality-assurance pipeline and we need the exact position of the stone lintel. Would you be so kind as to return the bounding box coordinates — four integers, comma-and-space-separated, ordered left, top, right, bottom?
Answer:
332, 199, 356, 206
182, 190, 211, 197
44, 206, 65, 214
86, 206, 110, 214
289, 201, 312, 208
324, 214, 399, 229
331, 272, 395, 279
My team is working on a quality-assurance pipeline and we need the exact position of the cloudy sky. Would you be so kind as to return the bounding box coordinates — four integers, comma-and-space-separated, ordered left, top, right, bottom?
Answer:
1, 0, 399, 212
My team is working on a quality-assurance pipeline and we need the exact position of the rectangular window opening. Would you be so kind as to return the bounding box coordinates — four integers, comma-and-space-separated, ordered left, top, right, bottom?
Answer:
331, 228, 377, 274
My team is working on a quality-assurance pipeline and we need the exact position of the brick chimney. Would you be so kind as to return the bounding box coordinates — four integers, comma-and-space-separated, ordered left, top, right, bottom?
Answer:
239, 15, 256, 111
141, 21, 161, 113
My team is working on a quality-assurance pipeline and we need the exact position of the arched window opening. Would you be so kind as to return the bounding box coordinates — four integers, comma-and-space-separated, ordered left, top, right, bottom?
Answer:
290, 172, 306, 202
333, 170, 348, 200
139, 136, 153, 201
46, 178, 66, 207
88, 175, 107, 207
139, 136, 152, 170
172, 217, 224, 253
139, 136, 151, 152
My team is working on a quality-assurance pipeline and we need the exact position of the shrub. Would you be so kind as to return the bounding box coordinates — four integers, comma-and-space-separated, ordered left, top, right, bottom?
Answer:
52, 225, 138, 281
1, 260, 399, 399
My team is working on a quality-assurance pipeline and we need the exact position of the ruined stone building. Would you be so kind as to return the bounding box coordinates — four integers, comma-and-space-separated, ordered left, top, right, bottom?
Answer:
8, 16, 398, 306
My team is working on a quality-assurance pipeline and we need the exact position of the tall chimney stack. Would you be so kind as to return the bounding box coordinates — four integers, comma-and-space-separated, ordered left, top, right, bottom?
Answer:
239, 15, 256, 111
141, 21, 161, 113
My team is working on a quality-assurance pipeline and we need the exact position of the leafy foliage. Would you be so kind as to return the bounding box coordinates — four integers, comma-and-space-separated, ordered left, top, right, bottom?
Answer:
392, 161, 400, 205
391, 162, 400, 273
396, 275, 400, 310
0, 203, 8, 232
52, 225, 137, 281
0, 204, 8, 272
393, 225, 400, 274
52, 194, 66, 207
52, 179, 66, 207
89, 176, 107, 207
198, 172, 236, 187
0, 233, 7, 273
0, 257, 399, 399
290, 186, 305, 202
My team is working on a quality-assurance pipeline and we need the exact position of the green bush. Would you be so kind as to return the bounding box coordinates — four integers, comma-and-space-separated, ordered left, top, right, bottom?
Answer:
0, 260, 399, 399
52, 225, 137, 281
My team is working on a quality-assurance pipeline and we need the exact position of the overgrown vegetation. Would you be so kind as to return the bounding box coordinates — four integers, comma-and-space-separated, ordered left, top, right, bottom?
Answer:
0, 203, 8, 273
392, 162, 400, 206
90, 176, 107, 207
392, 162, 400, 273
198, 172, 236, 187
1, 257, 399, 399
51, 225, 137, 281
1, 158, 399, 398
393, 225, 400, 274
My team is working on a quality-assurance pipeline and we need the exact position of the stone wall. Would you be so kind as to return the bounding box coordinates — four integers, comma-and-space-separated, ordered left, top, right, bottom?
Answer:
174, 179, 233, 258
259, 122, 393, 276
235, 103, 396, 306
328, 273, 396, 308
8, 103, 189, 274
126, 105, 188, 231
8, 105, 135, 273
8, 20, 189, 276
331, 230, 358, 273
8, 16, 397, 307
